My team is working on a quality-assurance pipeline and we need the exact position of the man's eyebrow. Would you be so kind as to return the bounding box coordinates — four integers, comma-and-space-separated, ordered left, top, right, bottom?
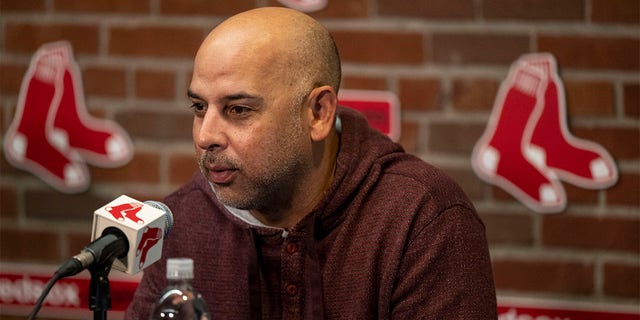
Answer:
187, 90, 202, 100
224, 92, 262, 102
187, 90, 263, 103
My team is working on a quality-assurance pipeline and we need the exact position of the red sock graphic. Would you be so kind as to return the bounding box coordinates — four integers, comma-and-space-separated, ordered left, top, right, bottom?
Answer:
51, 45, 133, 167
3, 41, 134, 193
278, 0, 328, 12
3, 45, 89, 193
472, 63, 566, 213
136, 227, 162, 268
521, 54, 618, 189
106, 203, 144, 224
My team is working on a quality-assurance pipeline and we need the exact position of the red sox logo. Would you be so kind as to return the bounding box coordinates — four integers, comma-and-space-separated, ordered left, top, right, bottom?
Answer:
472, 53, 618, 213
3, 41, 133, 194
277, 0, 327, 12
136, 227, 162, 268
105, 202, 163, 267
106, 203, 144, 224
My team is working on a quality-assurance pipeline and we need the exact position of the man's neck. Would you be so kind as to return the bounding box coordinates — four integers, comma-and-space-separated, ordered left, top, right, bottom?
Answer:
250, 131, 340, 229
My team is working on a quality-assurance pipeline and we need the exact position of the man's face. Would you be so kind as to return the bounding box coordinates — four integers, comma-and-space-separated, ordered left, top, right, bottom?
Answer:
188, 34, 313, 213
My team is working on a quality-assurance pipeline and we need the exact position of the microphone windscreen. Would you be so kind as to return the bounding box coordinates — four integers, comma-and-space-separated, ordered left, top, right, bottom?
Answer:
143, 200, 174, 238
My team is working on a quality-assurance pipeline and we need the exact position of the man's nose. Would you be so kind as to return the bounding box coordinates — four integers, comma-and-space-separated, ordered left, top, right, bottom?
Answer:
195, 110, 227, 151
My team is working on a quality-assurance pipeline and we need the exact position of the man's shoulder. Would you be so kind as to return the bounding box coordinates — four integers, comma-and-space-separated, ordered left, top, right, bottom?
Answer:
382, 154, 461, 192
373, 155, 477, 220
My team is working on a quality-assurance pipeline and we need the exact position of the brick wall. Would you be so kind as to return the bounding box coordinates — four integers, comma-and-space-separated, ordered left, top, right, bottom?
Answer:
1, 0, 638, 316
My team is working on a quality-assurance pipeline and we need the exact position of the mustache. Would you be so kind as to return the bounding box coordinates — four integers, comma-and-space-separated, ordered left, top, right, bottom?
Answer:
198, 151, 239, 169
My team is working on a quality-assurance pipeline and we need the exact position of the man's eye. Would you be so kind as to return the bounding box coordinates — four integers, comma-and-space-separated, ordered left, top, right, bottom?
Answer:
229, 105, 251, 116
190, 102, 207, 115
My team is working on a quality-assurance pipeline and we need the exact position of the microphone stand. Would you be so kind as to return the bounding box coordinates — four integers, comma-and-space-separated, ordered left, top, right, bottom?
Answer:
88, 257, 116, 320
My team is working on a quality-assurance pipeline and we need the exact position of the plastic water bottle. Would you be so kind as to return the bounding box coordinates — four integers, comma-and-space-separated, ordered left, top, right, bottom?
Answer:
150, 258, 210, 320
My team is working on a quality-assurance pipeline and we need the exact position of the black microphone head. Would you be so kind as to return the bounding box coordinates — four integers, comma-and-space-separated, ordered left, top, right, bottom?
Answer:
143, 200, 174, 238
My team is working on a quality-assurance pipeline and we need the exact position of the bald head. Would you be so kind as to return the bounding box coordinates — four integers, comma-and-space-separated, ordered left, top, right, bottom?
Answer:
198, 7, 341, 94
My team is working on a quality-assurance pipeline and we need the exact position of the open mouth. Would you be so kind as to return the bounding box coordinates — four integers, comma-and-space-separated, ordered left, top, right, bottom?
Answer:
207, 166, 238, 184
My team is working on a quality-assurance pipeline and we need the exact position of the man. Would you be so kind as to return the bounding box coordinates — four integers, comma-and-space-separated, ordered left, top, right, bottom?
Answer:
126, 7, 496, 319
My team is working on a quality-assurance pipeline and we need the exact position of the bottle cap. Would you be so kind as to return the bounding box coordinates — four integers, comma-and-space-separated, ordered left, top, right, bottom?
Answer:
166, 258, 194, 280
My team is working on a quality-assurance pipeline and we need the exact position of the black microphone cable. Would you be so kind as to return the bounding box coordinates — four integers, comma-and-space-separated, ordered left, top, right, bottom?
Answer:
26, 271, 61, 320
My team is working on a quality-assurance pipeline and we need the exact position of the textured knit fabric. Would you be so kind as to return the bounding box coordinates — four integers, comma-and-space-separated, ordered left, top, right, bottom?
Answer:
125, 107, 497, 319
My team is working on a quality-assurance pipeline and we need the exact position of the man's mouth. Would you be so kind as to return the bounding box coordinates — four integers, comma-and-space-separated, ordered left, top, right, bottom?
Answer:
207, 166, 238, 184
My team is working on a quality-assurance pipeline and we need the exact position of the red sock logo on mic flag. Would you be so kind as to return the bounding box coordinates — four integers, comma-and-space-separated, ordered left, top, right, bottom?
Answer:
136, 227, 163, 268
472, 53, 618, 213
3, 41, 133, 193
106, 203, 144, 224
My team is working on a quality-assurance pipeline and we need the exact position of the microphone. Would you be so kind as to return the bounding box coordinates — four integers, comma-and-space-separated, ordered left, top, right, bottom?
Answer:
56, 195, 174, 278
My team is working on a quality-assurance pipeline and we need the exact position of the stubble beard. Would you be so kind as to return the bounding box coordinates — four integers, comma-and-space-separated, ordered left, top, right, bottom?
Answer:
198, 118, 310, 214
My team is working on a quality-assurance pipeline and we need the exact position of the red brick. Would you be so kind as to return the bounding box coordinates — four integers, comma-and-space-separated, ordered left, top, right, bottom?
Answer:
125, 191, 170, 205
24, 190, 111, 221
169, 152, 198, 185
592, 0, 640, 25
564, 80, 615, 116
542, 214, 639, 253
183, 70, 194, 94
398, 121, 419, 154
82, 106, 108, 119
378, 0, 474, 20
268, 0, 368, 18
432, 33, 530, 65
563, 184, 599, 205
0, 63, 27, 95
452, 78, 499, 111
109, 26, 204, 58
483, 0, 584, 21
341, 76, 388, 91
624, 83, 639, 118
489, 187, 520, 205
5, 22, 99, 54
604, 262, 640, 299
397, 78, 441, 111
160, 0, 254, 15
429, 121, 485, 155
115, 111, 193, 141
0, 185, 18, 219
313, 0, 368, 18
0, 101, 4, 133
331, 30, 424, 65
0, 0, 45, 11
135, 70, 176, 100
478, 211, 534, 246
537, 35, 640, 71
492, 258, 594, 294
0, 227, 60, 262
83, 66, 126, 97
572, 126, 640, 161
607, 172, 640, 206
54, 0, 150, 13
65, 230, 92, 256
90, 151, 161, 184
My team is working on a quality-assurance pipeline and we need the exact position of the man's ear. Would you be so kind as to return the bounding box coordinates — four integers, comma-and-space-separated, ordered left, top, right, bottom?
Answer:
306, 85, 337, 142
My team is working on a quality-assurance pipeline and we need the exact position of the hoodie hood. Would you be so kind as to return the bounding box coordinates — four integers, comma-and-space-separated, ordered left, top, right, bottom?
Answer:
309, 106, 406, 234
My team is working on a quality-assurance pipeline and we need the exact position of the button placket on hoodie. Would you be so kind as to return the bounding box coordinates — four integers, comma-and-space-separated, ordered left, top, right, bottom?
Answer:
281, 230, 305, 319
280, 233, 304, 319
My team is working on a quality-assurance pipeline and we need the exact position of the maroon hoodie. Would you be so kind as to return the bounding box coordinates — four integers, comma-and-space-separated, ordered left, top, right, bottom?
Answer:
125, 107, 497, 319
